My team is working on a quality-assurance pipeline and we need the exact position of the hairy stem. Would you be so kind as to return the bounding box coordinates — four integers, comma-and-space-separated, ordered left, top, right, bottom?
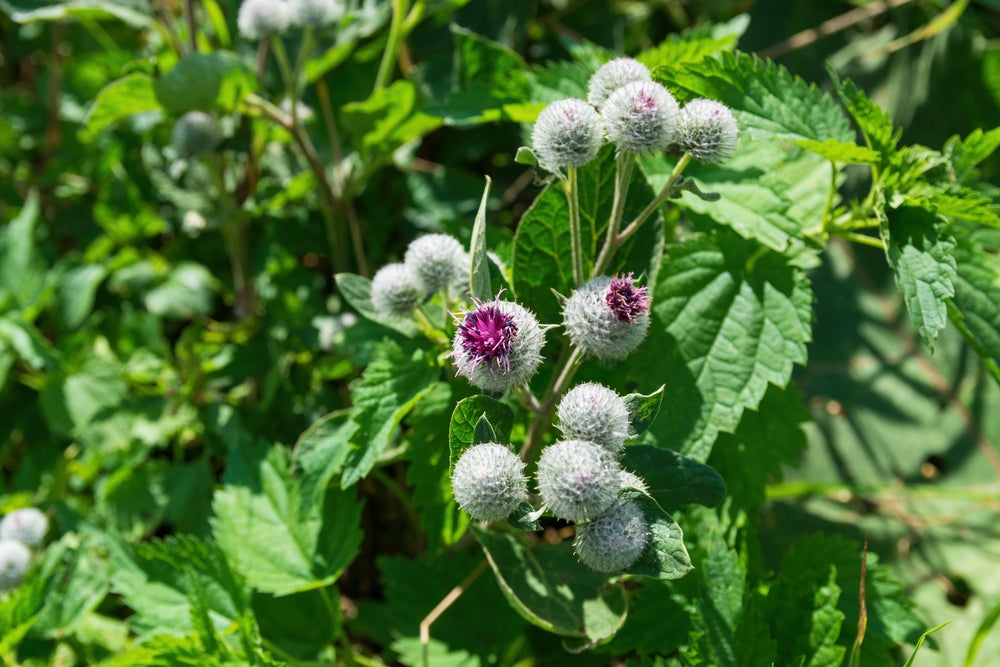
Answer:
519, 345, 584, 462
592, 152, 636, 278
373, 0, 409, 92
615, 152, 692, 249
566, 166, 584, 286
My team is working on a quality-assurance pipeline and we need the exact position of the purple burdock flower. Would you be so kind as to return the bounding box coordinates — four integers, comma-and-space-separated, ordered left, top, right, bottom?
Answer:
452, 297, 545, 394
606, 273, 651, 324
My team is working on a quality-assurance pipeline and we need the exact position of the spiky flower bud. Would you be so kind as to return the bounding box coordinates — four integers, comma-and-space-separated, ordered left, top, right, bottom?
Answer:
451, 442, 527, 521
563, 273, 651, 360
238, 0, 290, 40
0, 539, 31, 591
404, 234, 468, 294
451, 297, 545, 394
288, 0, 342, 27
537, 440, 622, 522
0, 508, 48, 548
574, 499, 649, 572
601, 81, 680, 154
557, 383, 630, 453
370, 263, 422, 318
532, 98, 604, 171
170, 112, 220, 159
678, 98, 739, 164
587, 58, 652, 109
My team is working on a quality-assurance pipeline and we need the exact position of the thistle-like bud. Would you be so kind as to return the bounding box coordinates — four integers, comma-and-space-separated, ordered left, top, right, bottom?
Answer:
532, 98, 604, 172
563, 273, 651, 360
451, 297, 545, 394
678, 98, 739, 164
574, 499, 649, 572
404, 234, 468, 294
0, 539, 31, 591
601, 81, 680, 154
370, 263, 422, 318
170, 112, 220, 159
536, 440, 622, 522
0, 508, 48, 548
557, 382, 630, 453
238, 0, 290, 40
587, 58, 652, 109
451, 442, 527, 521
288, 0, 342, 27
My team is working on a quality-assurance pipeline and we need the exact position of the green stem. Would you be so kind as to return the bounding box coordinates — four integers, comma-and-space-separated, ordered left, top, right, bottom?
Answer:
290, 27, 315, 126
373, 0, 409, 93
420, 560, 488, 667
271, 35, 295, 110
565, 166, 584, 286
839, 230, 885, 249
318, 586, 356, 667
518, 345, 584, 462
591, 153, 636, 278
615, 152, 692, 249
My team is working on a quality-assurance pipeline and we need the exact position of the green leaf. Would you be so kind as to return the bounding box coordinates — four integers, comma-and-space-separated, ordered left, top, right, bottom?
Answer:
513, 146, 537, 166
965, 593, 1000, 666
143, 261, 214, 319
620, 444, 726, 512
622, 386, 664, 440
881, 203, 956, 347
34, 534, 111, 638
906, 622, 950, 667
945, 126, 1000, 181
81, 73, 161, 141
595, 580, 690, 658
471, 525, 627, 646
795, 138, 880, 164
0, 571, 46, 654
639, 22, 742, 73
948, 233, 1000, 383
828, 67, 900, 159
340, 80, 441, 161
293, 409, 356, 506
633, 230, 813, 461
58, 263, 107, 328
469, 176, 492, 300
154, 51, 257, 113
39, 357, 126, 436
624, 498, 694, 580
448, 395, 515, 471
334, 272, 418, 336
3, 0, 155, 27
211, 440, 364, 595
0, 315, 56, 370
0, 191, 47, 310
513, 145, 661, 324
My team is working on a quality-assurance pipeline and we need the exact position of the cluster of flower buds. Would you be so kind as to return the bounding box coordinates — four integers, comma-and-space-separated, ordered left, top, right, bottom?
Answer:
370, 233, 469, 319
531, 57, 739, 171
237, 0, 343, 39
0, 507, 48, 592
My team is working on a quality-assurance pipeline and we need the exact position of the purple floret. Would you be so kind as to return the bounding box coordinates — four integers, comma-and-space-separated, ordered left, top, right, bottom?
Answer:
605, 273, 651, 323
456, 300, 518, 375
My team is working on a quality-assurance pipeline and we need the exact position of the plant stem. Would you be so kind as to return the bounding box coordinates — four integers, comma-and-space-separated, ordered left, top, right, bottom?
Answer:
373, 0, 409, 93
518, 345, 584, 462
615, 152, 692, 250
290, 27, 316, 127
420, 559, 488, 667
182, 0, 198, 52
592, 152, 636, 278
840, 230, 885, 249
565, 166, 584, 286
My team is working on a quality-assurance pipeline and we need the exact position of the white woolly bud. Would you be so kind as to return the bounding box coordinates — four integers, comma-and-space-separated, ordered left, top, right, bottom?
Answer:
451, 443, 527, 521
288, 0, 342, 27
601, 80, 680, 154
370, 263, 422, 318
531, 98, 604, 171
563, 274, 651, 360
238, 0, 290, 40
0, 508, 48, 548
451, 298, 545, 394
404, 234, 468, 294
0, 539, 31, 591
587, 58, 652, 109
170, 112, 220, 159
678, 98, 739, 163
536, 440, 622, 522
556, 382, 630, 453
574, 499, 649, 572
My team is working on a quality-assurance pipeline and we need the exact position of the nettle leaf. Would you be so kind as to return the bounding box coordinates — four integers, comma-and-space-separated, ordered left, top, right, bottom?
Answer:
633, 230, 813, 461
448, 395, 515, 471
154, 51, 257, 113
513, 144, 661, 324
0, 571, 46, 654
622, 386, 664, 440
619, 445, 726, 513
794, 138, 880, 164
639, 20, 744, 73
33, 534, 110, 638
624, 498, 694, 580
340, 80, 441, 161
334, 273, 419, 337
471, 525, 627, 647
881, 203, 956, 347
828, 69, 900, 159
81, 73, 161, 141
948, 232, 1000, 383
944, 126, 1000, 181
212, 440, 363, 596
469, 176, 493, 300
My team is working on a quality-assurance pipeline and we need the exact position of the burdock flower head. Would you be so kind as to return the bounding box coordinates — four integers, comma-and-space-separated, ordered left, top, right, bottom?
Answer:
532, 98, 604, 172
587, 57, 652, 109
563, 273, 651, 360
677, 98, 739, 164
451, 296, 545, 394
601, 80, 680, 154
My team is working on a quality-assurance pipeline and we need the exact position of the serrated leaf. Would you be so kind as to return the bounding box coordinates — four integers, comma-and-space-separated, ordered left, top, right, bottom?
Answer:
633, 230, 813, 461
795, 138, 880, 164
211, 440, 363, 596
622, 386, 664, 439
154, 51, 256, 113
340, 80, 441, 161
334, 273, 418, 336
33, 534, 110, 638
513, 145, 661, 323
471, 525, 627, 645
81, 73, 161, 141
620, 444, 726, 512
947, 233, 1000, 383
624, 498, 693, 580
881, 203, 956, 347
639, 23, 741, 73
293, 410, 356, 507
469, 176, 492, 300
945, 126, 1000, 181
0, 571, 46, 653
828, 67, 900, 159
448, 395, 515, 471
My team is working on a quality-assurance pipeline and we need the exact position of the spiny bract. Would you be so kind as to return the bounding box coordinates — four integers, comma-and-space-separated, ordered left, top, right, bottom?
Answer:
0, 508, 48, 548
288, 0, 342, 27
237, 0, 290, 40
678, 98, 739, 164
451, 442, 527, 521
0, 539, 31, 591
170, 112, 220, 160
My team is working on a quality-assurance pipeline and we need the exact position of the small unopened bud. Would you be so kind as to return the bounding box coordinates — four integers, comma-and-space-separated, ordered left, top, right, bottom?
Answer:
0, 508, 48, 548
288, 0, 342, 28
536, 440, 622, 522
563, 274, 651, 360
574, 499, 649, 572
404, 234, 468, 294
601, 81, 679, 154
238, 0, 290, 40
587, 58, 652, 109
532, 99, 604, 172
170, 112, 220, 159
370, 263, 422, 318
451, 297, 545, 394
557, 383, 629, 453
678, 99, 738, 163
451, 442, 527, 521
0, 539, 31, 591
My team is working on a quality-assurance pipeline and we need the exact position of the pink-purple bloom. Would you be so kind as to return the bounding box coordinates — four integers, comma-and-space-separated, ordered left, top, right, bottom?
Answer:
606, 273, 651, 323
451, 297, 545, 393
455, 299, 518, 376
